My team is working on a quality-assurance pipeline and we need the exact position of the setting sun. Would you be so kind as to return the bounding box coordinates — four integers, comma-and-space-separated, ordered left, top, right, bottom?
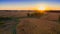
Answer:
37, 6, 46, 13
38, 6, 46, 10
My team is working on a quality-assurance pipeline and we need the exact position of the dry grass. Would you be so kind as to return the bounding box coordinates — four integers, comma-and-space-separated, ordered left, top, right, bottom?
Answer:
17, 18, 60, 34
0, 10, 60, 34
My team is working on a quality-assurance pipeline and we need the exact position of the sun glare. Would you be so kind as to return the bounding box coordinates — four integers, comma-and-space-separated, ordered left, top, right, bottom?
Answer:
37, 6, 46, 13
38, 6, 46, 10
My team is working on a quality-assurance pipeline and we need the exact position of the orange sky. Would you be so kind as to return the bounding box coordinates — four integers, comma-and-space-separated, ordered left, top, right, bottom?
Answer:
0, 1, 60, 10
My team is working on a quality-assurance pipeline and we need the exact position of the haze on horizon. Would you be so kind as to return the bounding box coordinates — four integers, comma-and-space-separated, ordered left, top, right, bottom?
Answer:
0, 0, 60, 10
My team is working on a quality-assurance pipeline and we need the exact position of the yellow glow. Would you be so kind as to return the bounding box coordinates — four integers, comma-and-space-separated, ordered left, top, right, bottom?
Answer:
38, 6, 46, 10
37, 6, 46, 13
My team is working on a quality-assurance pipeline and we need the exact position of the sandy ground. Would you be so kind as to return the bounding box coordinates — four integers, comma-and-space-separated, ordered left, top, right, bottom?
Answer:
0, 11, 60, 34
16, 12, 60, 34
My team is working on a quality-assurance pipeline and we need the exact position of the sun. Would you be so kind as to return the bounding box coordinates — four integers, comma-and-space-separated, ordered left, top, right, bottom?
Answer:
38, 6, 46, 10
37, 6, 46, 13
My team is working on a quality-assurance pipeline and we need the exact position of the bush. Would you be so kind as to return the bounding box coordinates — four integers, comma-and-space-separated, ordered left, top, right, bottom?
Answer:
30, 12, 44, 17
58, 15, 60, 23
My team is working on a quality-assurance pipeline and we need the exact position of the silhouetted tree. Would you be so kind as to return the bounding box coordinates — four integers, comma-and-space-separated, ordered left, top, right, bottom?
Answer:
58, 15, 60, 22
27, 13, 30, 17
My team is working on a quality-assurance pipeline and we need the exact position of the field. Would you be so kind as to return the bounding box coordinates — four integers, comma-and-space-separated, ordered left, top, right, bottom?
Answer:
0, 10, 60, 34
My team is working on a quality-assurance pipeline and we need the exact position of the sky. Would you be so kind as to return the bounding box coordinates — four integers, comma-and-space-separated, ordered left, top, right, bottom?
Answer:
0, 0, 60, 10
